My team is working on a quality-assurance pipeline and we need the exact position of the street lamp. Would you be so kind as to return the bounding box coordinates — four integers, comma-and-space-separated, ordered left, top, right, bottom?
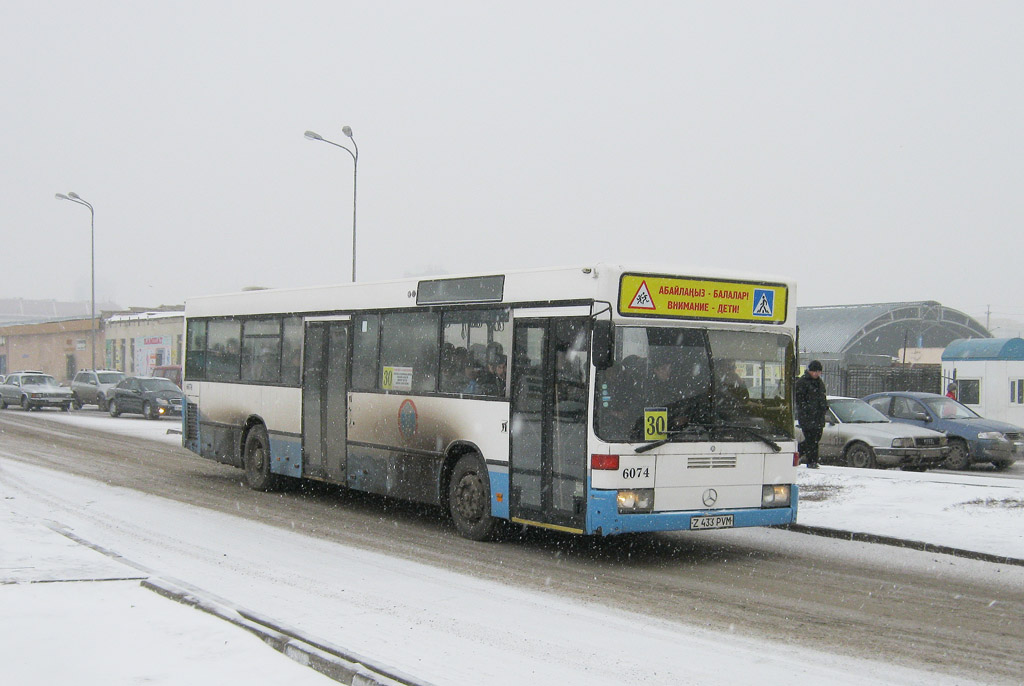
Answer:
304, 126, 359, 282
55, 191, 96, 371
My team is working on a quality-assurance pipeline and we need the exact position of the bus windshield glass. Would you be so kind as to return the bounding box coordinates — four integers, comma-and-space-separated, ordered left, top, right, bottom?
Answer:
594, 327, 794, 443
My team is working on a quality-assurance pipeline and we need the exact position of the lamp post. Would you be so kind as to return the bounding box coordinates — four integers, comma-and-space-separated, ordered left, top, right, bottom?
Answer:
304, 127, 359, 282
55, 192, 96, 370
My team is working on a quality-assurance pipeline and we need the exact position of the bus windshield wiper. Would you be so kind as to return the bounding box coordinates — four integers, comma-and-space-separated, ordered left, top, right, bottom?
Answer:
635, 422, 780, 453
634, 426, 710, 453
710, 423, 781, 452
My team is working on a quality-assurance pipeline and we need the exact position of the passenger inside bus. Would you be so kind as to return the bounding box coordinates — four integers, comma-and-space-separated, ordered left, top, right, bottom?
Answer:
476, 353, 507, 396
441, 345, 470, 393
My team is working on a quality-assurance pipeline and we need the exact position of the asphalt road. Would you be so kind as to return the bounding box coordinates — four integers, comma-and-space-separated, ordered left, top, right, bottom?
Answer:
2, 410, 1022, 684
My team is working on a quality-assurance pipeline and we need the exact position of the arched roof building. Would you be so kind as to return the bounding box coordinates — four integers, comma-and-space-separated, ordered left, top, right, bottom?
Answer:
796, 301, 990, 397
798, 301, 989, 362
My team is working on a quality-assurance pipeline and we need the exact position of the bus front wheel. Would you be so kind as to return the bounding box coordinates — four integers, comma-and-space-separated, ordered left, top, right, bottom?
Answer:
448, 454, 497, 541
243, 425, 279, 491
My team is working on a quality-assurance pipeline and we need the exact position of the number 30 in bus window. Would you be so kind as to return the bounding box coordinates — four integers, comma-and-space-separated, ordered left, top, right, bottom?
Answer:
644, 407, 668, 440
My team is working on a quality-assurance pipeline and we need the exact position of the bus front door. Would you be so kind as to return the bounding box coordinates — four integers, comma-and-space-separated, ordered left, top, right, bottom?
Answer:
302, 321, 349, 483
509, 318, 590, 534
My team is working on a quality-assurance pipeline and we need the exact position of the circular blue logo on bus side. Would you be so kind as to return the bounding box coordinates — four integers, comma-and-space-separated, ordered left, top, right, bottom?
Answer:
399, 399, 418, 439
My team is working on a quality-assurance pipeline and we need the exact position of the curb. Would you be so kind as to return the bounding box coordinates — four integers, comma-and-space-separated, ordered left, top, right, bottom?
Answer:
786, 523, 1024, 567
142, 577, 434, 686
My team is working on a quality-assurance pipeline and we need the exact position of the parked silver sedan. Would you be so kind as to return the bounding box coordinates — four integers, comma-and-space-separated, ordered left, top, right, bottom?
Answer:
0, 371, 74, 411
820, 396, 949, 470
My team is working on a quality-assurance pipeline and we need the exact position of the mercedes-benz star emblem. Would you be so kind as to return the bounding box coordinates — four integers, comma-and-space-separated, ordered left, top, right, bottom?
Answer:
702, 489, 718, 507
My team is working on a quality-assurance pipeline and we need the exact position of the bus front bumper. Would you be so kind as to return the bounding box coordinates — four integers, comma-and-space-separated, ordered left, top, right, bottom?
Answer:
586, 485, 799, 536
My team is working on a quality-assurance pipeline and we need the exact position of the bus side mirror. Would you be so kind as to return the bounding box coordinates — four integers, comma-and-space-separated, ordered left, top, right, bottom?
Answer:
592, 321, 614, 370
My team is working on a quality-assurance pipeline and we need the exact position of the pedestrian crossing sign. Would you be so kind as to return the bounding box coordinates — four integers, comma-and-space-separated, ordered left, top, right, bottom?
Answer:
752, 289, 774, 317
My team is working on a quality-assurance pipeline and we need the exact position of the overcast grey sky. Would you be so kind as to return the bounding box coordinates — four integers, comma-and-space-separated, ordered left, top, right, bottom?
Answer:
2, 1, 1021, 323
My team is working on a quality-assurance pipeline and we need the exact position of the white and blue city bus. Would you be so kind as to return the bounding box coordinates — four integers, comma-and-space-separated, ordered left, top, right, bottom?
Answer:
182, 264, 798, 540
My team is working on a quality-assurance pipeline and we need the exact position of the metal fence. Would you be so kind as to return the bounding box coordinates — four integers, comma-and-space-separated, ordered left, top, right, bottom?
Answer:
827, 365, 942, 399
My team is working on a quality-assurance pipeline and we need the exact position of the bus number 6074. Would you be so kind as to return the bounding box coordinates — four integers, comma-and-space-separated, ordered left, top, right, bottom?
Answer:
622, 467, 650, 479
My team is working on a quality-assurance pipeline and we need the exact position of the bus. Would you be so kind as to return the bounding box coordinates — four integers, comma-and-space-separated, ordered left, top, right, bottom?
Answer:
182, 264, 798, 540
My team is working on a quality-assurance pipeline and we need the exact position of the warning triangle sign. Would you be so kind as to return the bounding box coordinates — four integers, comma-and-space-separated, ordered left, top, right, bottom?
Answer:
629, 280, 656, 310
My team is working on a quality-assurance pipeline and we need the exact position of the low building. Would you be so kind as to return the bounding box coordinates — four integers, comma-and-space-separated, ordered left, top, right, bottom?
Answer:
0, 317, 104, 381
942, 338, 1024, 427
104, 310, 184, 376
0, 306, 184, 381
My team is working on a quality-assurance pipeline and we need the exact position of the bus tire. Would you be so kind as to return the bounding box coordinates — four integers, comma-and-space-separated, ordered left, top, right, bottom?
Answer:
243, 425, 278, 491
448, 453, 497, 541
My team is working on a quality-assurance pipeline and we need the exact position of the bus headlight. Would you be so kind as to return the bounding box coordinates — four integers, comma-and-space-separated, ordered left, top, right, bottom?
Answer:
617, 489, 654, 514
761, 485, 790, 508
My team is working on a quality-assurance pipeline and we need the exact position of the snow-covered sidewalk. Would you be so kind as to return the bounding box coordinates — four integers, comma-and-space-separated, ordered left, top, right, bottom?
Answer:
0, 507, 340, 686
796, 464, 1024, 560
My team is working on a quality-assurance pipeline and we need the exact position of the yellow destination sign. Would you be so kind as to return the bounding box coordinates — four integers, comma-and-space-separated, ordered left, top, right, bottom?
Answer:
618, 274, 788, 323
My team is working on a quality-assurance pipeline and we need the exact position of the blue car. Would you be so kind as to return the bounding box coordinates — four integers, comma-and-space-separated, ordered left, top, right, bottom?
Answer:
863, 391, 1024, 471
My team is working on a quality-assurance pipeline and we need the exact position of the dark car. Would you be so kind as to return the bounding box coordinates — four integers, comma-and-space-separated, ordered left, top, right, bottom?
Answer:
0, 371, 74, 411
863, 391, 1024, 470
108, 376, 184, 420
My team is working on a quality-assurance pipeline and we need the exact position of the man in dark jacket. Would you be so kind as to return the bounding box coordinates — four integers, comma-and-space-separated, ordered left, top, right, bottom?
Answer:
795, 360, 828, 469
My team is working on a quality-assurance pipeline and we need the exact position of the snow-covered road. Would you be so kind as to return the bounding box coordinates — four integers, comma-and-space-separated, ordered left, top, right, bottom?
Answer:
2, 409, 1023, 685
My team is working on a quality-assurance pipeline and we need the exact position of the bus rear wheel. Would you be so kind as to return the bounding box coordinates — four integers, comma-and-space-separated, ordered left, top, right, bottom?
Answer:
448, 454, 497, 541
243, 425, 279, 491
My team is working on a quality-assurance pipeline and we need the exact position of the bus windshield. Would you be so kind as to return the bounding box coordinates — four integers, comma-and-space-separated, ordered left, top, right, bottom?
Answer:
594, 327, 794, 443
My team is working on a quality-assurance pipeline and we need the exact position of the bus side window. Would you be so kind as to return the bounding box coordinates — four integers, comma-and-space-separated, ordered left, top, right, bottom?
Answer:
380, 312, 440, 392
281, 317, 302, 386
441, 309, 512, 397
241, 318, 282, 384
206, 319, 241, 382
352, 314, 380, 391
185, 320, 207, 380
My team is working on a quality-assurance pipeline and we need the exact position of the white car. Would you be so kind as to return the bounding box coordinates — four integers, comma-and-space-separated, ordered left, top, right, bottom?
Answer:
820, 396, 949, 470
0, 372, 74, 412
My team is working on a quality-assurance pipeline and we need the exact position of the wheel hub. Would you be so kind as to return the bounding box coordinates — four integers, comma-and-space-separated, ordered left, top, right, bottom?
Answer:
455, 475, 485, 521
